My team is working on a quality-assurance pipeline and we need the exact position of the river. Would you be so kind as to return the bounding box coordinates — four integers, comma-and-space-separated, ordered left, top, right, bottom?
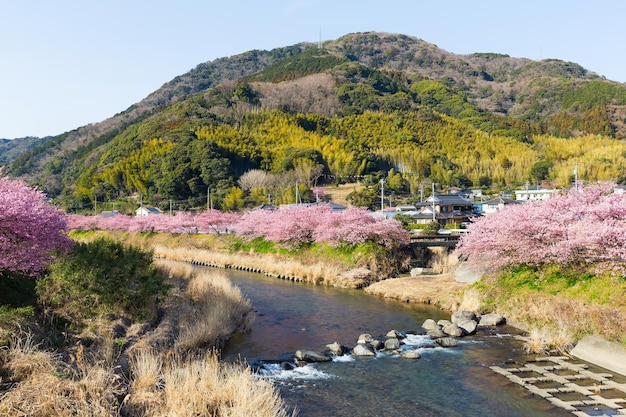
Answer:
214, 268, 572, 417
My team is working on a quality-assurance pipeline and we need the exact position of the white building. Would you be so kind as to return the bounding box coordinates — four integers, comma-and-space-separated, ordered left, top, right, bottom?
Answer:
135, 206, 162, 217
514, 189, 555, 202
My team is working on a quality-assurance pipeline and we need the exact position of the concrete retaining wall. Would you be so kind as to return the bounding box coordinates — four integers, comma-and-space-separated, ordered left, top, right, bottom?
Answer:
570, 336, 626, 376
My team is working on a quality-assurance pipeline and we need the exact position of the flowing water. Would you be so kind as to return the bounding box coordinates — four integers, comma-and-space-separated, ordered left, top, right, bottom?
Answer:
214, 268, 572, 417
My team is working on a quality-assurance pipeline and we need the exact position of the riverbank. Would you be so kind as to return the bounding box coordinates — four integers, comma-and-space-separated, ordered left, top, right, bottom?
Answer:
73, 231, 626, 377
0, 244, 292, 417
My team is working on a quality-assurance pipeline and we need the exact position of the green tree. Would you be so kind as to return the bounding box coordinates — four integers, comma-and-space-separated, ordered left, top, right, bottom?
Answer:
530, 160, 553, 182
422, 221, 441, 236
222, 187, 245, 211
346, 187, 379, 210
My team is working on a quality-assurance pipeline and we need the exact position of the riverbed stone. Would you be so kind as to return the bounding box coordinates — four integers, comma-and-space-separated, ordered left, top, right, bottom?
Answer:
370, 339, 384, 350
457, 319, 478, 335
435, 337, 458, 347
352, 343, 376, 357
384, 338, 401, 350
427, 328, 446, 338
386, 329, 405, 339
295, 349, 332, 363
451, 310, 478, 325
437, 319, 452, 327
326, 342, 346, 356
478, 313, 506, 326
357, 333, 375, 343
400, 350, 422, 359
442, 323, 464, 337
421, 319, 439, 330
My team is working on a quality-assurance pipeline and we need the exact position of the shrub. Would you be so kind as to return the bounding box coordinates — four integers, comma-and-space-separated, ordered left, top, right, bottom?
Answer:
37, 238, 169, 322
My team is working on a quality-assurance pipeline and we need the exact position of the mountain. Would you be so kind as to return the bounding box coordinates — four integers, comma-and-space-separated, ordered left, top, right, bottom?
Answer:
4, 31, 626, 211
0, 136, 50, 166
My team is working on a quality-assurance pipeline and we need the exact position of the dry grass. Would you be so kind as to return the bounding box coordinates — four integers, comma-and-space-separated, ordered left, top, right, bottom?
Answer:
124, 350, 293, 417
152, 244, 347, 286
364, 274, 467, 311
318, 183, 362, 206
151, 259, 253, 354
523, 324, 575, 354
0, 335, 124, 417
0, 259, 289, 417
477, 282, 626, 351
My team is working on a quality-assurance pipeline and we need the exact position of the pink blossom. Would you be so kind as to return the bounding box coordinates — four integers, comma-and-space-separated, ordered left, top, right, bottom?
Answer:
235, 204, 408, 249
0, 177, 74, 276
456, 182, 626, 273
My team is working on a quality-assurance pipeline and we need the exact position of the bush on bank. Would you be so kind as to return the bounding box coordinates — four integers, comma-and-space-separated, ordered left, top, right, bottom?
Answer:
37, 237, 170, 324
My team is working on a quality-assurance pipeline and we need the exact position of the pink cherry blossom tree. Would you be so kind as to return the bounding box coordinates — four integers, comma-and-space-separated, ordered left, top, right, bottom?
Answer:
0, 177, 74, 277
234, 204, 408, 249
456, 182, 626, 274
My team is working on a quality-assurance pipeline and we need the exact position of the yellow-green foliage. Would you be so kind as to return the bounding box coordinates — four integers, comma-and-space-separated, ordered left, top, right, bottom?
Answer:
73, 106, 626, 205
195, 109, 626, 188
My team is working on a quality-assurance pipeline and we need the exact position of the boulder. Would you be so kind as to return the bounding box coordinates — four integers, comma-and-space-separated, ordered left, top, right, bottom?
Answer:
435, 337, 458, 348
457, 319, 478, 335
357, 333, 375, 343
421, 319, 439, 330
386, 329, 405, 339
442, 323, 464, 337
370, 339, 384, 350
427, 328, 446, 338
295, 350, 332, 363
326, 341, 346, 356
352, 343, 376, 357
437, 319, 452, 327
451, 310, 478, 325
384, 338, 401, 350
478, 313, 506, 326
400, 350, 422, 359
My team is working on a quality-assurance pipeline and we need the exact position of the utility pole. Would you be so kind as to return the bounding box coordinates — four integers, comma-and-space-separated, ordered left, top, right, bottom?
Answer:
295, 181, 299, 204
432, 182, 437, 222
574, 162, 579, 191
169, 199, 172, 216
207, 187, 211, 211
380, 179, 385, 213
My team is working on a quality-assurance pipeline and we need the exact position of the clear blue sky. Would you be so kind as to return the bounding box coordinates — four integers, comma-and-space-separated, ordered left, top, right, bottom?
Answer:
1, 0, 624, 139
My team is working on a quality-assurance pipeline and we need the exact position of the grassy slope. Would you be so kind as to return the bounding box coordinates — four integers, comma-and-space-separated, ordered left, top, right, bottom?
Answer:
469, 265, 626, 351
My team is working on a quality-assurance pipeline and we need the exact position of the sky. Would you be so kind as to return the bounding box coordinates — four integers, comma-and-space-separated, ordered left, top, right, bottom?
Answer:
1, 0, 625, 139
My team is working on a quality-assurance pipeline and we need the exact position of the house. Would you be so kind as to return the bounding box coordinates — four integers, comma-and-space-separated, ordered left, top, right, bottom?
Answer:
135, 206, 162, 217
413, 194, 477, 226
514, 188, 555, 202
481, 197, 519, 215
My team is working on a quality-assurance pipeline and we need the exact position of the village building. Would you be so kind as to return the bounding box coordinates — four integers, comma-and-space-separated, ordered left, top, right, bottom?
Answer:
514, 188, 555, 202
135, 206, 163, 217
481, 196, 519, 215
412, 193, 477, 226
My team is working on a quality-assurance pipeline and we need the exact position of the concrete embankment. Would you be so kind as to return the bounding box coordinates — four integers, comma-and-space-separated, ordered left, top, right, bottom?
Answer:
570, 336, 626, 376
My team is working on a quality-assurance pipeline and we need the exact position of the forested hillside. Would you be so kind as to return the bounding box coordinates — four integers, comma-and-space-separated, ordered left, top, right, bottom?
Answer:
0, 136, 50, 165
4, 32, 626, 212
